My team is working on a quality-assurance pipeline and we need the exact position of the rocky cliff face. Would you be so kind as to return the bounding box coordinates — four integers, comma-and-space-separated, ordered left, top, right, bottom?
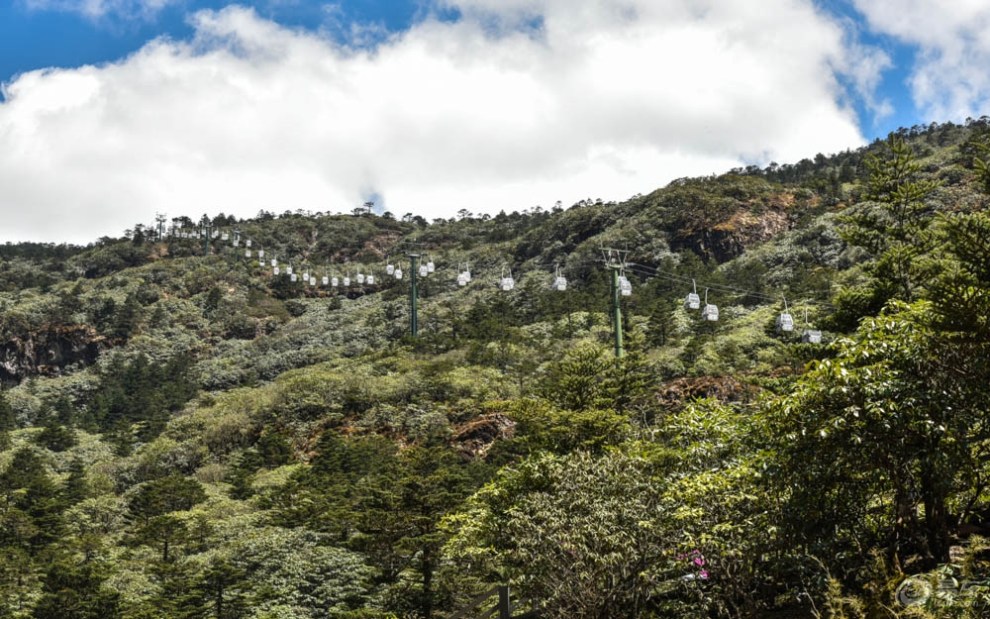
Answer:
667, 195, 799, 263
0, 324, 107, 383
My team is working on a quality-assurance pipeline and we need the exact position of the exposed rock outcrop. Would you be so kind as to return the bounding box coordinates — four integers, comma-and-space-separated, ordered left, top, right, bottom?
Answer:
0, 324, 107, 383
452, 413, 516, 458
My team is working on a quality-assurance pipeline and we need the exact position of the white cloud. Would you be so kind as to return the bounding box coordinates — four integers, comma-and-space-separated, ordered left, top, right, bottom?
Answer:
851, 0, 990, 121
0, 1, 872, 243
24, 0, 177, 20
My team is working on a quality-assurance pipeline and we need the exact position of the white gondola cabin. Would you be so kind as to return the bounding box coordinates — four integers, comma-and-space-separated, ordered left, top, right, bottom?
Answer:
366, 274, 375, 285
800, 309, 821, 343
701, 290, 719, 321
777, 313, 794, 332
419, 265, 428, 278
500, 267, 515, 291
553, 265, 567, 291
685, 280, 701, 310
619, 275, 632, 297
777, 298, 794, 332
357, 273, 365, 285
394, 268, 403, 280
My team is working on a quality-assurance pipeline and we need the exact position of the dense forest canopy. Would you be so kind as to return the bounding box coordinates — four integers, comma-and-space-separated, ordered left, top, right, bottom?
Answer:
1, 118, 990, 618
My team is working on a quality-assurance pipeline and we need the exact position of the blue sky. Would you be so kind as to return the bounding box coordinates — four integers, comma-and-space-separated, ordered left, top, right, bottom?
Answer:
0, 0, 988, 242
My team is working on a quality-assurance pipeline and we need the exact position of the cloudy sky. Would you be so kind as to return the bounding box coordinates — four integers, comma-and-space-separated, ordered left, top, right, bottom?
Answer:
0, 0, 988, 243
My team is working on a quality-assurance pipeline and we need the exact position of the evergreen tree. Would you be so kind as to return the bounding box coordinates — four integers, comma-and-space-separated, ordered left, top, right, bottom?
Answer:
0, 448, 65, 550
0, 391, 14, 451
31, 556, 120, 619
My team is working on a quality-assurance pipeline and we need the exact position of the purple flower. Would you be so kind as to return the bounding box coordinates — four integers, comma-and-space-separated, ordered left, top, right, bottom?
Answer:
699, 569, 709, 580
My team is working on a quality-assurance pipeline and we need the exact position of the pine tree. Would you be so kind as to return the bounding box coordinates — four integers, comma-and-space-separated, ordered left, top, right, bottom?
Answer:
31, 556, 121, 619
0, 390, 14, 451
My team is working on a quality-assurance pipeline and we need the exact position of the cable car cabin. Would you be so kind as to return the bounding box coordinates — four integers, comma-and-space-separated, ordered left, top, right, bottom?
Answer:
246, 240, 252, 248
367, 274, 376, 285
302, 274, 309, 283
273, 267, 281, 275
702, 303, 719, 321
245, 250, 251, 258
418, 265, 428, 277
322, 276, 329, 286
290, 274, 297, 282
271, 258, 278, 267
500, 276, 515, 291
221, 233, 229, 241
259, 260, 265, 268
802, 329, 823, 344
259, 250, 265, 258
386, 264, 395, 275
554, 276, 567, 291
457, 273, 468, 286
427, 261, 435, 273
286, 266, 293, 275
356, 274, 365, 284
777, 313, 794, 332
619, 276, 632, 297
684, 293, 701, 310
233, 239, 240, 247
331, 277, 339, 287
343, 277, 351, 286
394, 268, 403, 280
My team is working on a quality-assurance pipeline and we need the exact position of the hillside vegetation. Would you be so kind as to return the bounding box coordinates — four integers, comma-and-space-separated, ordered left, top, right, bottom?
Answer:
2, 119, 990, 618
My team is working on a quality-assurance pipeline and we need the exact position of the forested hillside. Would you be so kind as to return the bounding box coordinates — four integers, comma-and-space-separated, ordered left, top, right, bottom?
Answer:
2, 119, 990, 618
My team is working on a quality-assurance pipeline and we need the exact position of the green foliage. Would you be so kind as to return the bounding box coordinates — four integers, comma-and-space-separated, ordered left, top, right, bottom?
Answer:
497, 398, 630, 456
766, 300, 990, 569
128, 475, 207, 524
31, 555, 121, 619
835, 136, 943, 327
33, 420, 77, 452
538, 338, 655, 413
446, 451, 700, 618
1, 120, 990, 618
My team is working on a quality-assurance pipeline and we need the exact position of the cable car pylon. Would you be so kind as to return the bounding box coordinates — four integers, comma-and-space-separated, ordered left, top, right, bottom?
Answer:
602, 248, 628, 359
408, 252, 420, 337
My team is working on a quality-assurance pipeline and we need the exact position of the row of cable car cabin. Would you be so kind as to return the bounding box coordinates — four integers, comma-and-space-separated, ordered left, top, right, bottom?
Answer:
776, 302, 822, 342
235, 235, 823, 344
684, 281, 718, 321
230, 233, 818, 340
